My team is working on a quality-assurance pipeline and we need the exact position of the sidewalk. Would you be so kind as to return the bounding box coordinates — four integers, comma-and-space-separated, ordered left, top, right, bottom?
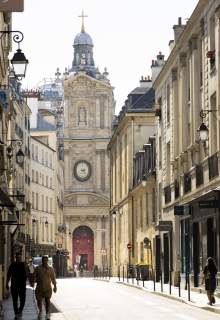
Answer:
95, 276, 220, 315
2, 286, 38, 320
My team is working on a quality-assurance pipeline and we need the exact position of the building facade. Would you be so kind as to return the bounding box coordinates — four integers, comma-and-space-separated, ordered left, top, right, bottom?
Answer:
108, 64, 160, 275
154, 0, 220, 287
30, 135, 56, 256
63, 22, 115, 271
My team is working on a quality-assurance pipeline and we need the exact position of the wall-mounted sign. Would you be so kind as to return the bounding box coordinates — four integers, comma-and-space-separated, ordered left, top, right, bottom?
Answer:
0, 0, 23, 12
0, 89, 9, 112
199, 200, 219, 209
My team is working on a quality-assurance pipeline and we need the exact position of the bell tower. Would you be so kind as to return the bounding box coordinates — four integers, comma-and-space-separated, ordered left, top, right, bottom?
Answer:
64, 14, 115, 271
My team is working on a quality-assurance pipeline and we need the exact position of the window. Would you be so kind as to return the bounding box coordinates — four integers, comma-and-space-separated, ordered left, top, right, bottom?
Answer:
32, 192, 35, 209
42, 222, 44, 241
146, 193, 149, 226
42, 174, 44, 186
152, 188, 156, 223
46, 152, 48, 166
46, 223, 49, 242
46, 176, 48, 187
42, 195, 44, 211
32, 170, 34, 182
35, 145, 38, 161
49, 154, 52, 168
50, 224, 53, 242
46, 196, 48, 212
36, 193, 39, 210
140, 198, 143, 229
166, 84, 170, 125
50, 178, 52, 188
32, 144, 34, 159
42, 150, 44, 164
50, 198, 52, 213
36, 171, 39, 184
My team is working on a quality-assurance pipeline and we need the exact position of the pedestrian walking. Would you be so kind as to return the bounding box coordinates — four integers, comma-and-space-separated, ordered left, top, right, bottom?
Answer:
202, 257, 217, 305
6, 252, 28, 318
34, 255, 57, 320
28, 259, 35, 287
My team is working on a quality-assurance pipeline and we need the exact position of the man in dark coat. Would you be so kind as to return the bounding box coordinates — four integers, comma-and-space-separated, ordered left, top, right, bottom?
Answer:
6, 252, 27, 318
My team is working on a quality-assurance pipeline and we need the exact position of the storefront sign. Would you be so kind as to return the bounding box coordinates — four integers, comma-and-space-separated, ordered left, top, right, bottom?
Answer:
156, 221, 172, 231
199, 200, 219, 209
0, 0, 24, 12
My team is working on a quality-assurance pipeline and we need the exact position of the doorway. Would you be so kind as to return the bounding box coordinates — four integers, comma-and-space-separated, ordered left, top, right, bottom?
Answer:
72, 226, 94, 271
193, 222, 200, 287
163, 233, 169, 284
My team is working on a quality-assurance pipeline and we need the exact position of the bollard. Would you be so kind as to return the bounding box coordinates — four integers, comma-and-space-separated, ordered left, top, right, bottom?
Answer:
123, 266, 125, 282
169, 270, 172, 295
142, 279, 144, 287
178, 272, 181, 297
160, 271, 163, 293
187, 273, 191, 301
109, 267, 111, 280
153, 271, 156, 291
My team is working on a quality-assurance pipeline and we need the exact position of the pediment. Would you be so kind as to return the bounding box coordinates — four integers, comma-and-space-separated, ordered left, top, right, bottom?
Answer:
64, 192, 109, 207
64, 72, 112, 90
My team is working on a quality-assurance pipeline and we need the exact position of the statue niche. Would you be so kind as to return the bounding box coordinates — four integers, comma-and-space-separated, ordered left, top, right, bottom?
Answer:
78, 107, 87, 126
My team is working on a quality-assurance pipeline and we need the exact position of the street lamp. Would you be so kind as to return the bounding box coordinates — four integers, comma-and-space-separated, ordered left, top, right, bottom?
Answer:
0, 30, 28, 79
197, 109, 217, 142
16, 148, 25, 165
198, 123, 209, 142
11, 48, 28, 79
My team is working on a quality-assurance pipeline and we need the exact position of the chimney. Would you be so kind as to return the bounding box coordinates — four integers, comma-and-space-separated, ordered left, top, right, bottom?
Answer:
140, 75, 152, 88
151, 52, 165, 83
173, 17, 186, 43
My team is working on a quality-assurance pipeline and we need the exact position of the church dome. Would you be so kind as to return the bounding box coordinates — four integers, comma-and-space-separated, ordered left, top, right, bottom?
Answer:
74, 32, 93, 46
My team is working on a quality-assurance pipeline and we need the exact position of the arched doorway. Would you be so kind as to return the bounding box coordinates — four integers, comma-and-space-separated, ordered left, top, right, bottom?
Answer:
72, 226, 94, 271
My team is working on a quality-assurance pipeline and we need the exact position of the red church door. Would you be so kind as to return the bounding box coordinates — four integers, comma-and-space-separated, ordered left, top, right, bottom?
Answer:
72, 226, 94, 271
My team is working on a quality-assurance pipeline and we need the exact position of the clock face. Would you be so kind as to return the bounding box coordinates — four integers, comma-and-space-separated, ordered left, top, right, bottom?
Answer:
74, 160, 91, 182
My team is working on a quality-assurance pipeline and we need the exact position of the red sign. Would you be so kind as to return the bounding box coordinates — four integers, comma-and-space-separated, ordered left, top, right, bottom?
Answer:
0, 0, 24, 12
127, 243, 132, 250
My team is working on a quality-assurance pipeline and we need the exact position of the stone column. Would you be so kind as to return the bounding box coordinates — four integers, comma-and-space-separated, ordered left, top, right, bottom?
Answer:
96, 98, 100, 128
96, 150, 101, 190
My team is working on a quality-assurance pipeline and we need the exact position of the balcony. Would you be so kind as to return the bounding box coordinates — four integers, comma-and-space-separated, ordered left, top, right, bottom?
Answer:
196, 165, 204, 187
164, 185, 171, 204
183, 172, 191, 194
208, 153, 219, 180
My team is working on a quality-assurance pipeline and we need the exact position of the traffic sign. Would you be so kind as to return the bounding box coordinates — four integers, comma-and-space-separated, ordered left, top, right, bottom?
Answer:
127, 243, 132, 250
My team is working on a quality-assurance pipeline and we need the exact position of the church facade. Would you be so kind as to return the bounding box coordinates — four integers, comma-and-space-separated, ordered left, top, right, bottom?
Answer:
63, 20, 115, 271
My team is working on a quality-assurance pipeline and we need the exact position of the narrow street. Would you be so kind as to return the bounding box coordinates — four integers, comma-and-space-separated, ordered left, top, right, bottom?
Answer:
50, 278, 219, 320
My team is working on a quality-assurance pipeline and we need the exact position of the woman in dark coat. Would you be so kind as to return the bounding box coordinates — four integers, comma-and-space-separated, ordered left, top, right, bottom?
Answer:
202, 257, 217, 305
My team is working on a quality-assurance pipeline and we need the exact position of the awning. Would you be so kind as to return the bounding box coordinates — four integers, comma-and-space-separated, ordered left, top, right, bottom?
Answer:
0, 188, 15, 214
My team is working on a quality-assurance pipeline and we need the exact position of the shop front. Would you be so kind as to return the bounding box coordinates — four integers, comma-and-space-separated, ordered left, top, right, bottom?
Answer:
179, 189, 220, 288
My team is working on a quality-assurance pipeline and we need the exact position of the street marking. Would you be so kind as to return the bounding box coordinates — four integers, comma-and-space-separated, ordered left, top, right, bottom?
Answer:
174, 314, 196, 320
157, 306, 172, 312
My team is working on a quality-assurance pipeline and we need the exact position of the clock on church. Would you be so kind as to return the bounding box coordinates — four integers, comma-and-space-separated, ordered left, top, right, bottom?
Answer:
74, 160, 91, 182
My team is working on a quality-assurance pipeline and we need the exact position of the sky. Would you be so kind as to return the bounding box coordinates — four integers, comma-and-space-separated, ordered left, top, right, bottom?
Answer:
12, 0, 199, 114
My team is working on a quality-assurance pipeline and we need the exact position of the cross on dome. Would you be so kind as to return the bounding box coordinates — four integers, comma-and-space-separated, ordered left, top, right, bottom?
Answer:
78, 10, 88, 33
